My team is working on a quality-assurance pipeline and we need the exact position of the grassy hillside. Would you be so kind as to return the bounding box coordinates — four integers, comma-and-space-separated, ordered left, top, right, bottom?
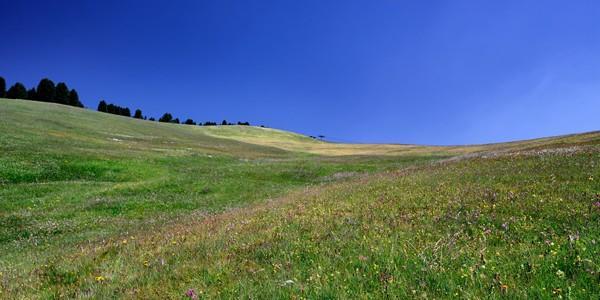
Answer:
0, 98, 599, 298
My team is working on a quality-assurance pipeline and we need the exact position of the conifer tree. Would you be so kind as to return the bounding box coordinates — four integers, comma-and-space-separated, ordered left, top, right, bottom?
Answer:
54, 82, 69, 104
26, 88, 37, 100
0, 76, 5, 98
36, 78, 56, 102
159, 113, 173, 123
97, 100, 108, 112
6, 82, 27, 99
68, 89, 83, 107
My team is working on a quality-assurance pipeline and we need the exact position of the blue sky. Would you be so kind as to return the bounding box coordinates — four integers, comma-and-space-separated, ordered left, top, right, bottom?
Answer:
1, 0, 599, 144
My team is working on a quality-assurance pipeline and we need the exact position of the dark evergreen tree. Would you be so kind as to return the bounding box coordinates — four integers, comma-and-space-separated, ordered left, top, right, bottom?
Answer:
133, 109, 143, 119
36, 78, 56, 102
26, 88, 37, 100
184, 118, 196, 125
107, 103, 116, 114
221, 119, 228, 125
159, 113, 173, 123
149, 117, 156, 121
172, 118, 180, 124
123, 107, 131, 117
97, 100, 108, 112
6, 82, 27, 99
68, 89, 83, 107
0, 76, 5, 98
54, 82, 69, 104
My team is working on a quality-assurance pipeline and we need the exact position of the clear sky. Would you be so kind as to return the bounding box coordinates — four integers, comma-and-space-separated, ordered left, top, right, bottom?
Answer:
1, 0, 599, 145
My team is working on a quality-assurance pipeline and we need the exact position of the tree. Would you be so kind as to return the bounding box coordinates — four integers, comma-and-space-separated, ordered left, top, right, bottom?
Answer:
54, 82, 69, 104
68, 89, 83, 107
97, 100, 108, 112
221, 119, 228, 125
149, 117, 156, 121
0, 76, 5, 98
159, 113, 173, 123
122, 107, 131, 117
26, 88, 37, 100
172, 118, 180, 124
6, 82, 27, 99
184, 118, 196, 125
106, 103, 116, 114
36, 78, 56, 102
133, 109, 143, 119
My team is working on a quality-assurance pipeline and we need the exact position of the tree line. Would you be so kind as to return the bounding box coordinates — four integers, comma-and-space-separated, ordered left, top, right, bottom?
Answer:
97, 100, 252, 127
1, 75, 255, 127
0, 76, 83, 108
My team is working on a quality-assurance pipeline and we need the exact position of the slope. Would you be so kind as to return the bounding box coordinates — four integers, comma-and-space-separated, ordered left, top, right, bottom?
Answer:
0, 98, 598, 298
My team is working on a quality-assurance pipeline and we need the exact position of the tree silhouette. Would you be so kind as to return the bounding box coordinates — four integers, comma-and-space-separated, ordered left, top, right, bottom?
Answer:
54, 82, 70, 104
97, 100, 108, 112
0, 76, 5, 98
26, 88, 37, 100
36, 78, 56, 102
221, 119, 228, 125
134, 109, 143, 119
159, 113, 173, 123
184, 118, 196, 125
68, 89, 83, 107
6, 82, 27, 99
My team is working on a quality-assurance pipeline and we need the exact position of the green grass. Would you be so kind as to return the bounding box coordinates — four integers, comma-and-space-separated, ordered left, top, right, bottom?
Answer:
0, 98, 599, 299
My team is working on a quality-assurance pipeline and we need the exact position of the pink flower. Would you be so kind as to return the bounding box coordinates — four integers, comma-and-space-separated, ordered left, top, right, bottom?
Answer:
185, 289, 198, 299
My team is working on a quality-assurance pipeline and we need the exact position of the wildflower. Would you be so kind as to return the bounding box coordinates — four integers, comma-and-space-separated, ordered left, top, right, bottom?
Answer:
95, 276, 106, 283
122, 239, 127, 244
501, 223, 509, 230
556, 270, 565, 279
185, 289, 198, 299
500, 284, 508, 293
593, 201, 600, 209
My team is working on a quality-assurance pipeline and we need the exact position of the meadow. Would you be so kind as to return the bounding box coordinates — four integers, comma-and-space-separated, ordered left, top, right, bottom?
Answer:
0, 98, 599, 299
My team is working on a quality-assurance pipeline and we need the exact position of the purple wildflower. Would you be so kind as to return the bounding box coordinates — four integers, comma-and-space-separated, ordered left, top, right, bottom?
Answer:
593, 201, 600, 208
185, 289, 198, 300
